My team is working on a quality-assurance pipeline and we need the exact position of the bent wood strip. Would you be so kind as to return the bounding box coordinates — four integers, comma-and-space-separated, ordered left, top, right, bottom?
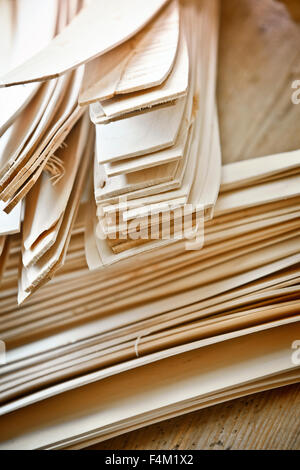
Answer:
0, 0, 170, 87
80, 1, 179, 105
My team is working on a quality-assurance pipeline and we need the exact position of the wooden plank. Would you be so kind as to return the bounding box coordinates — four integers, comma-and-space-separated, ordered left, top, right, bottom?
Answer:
0, 81, 58, 182
103, 69, 193, 177
18, 125, 94, 304
0, 0, 58, 136
22, 115, 90, 251
215, 175, 300, 216
0, 201, 22, 235
0, 69, 85, 213
0, 76, 69, 197
0, 0, 170, 86
0, 324, 297, 447
96, 97, 186, 163
1, 0, 300, 451
221, 150, 300, 192
91, 32, 189, 122
1, 297, 299, 402
80, 1, 180, 105
90, 384, 300, 450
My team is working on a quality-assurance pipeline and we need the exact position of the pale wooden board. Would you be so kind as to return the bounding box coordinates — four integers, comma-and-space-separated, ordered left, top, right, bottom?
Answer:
80, 1, 180, 105
221, 150, 300, 192
95, 157, 179, 202
0, 201, 22, 235
22, 114, 90, 251
22, 217, 63, 269
0, 0, 170, 86
96, 97, 186, 163
2, 264, 297, 368
0, 75, 70, 198
122, 197, 188, 222
1, 295, 299, 402
95, 0, 220, 245
0, 0, 300, 452
0, 0, 58, 136
92, 11, 196, 203
18, 126, 94, 304
0, 81, 58, 182
94, 0, 219, 212
90, 384, 300, 450
103, 68, 193, 177
70, 369, 300, 447
0, 69, 85, 213
91, 32, 189, 123
1, 278, 298, 395
215, 174, 300, 216
104, 144, 182, 177
0, 324, 298, 448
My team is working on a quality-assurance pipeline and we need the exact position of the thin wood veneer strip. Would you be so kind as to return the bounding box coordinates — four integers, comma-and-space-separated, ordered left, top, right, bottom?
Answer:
80, 1, 180, 105
0, 0, 170, 86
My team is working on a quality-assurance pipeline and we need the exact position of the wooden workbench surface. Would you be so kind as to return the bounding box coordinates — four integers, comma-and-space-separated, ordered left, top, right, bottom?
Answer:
89, 0, 300, 450
89, 384, 300, 450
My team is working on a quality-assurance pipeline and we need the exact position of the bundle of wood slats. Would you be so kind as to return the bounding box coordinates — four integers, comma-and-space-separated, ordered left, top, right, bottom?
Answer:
0, 0, 299, 450
88, 0, 221, 264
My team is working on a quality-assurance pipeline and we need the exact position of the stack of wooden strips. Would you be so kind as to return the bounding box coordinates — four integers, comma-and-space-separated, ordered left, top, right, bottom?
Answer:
0, 0, 174, 302
86, 0, 221, 264
0, 0, 299, 450
0, 148, 300, 449
0, 0, 95, 304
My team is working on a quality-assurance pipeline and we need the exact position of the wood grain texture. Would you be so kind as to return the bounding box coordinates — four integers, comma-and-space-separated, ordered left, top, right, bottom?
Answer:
97, 98, 185, 163
218, 0, 300, 163
0, 0, 58, 136
80, 0, 179, 105
90, 32, 189, 123
87, 0, 300, 449
0, 0, 170, 86
89, 384, 300, 450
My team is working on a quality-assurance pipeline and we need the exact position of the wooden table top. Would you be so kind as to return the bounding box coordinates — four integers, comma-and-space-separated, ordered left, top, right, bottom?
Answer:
89, 384, 300, 450
89, 0, 300, 450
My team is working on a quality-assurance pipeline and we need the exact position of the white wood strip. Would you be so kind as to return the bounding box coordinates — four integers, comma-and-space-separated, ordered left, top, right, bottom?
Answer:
0, 0, 58, 136
90, 31, 189, 122
97, 97, 185, 163
0, 0, 170, 86
80, 1, 179, 105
